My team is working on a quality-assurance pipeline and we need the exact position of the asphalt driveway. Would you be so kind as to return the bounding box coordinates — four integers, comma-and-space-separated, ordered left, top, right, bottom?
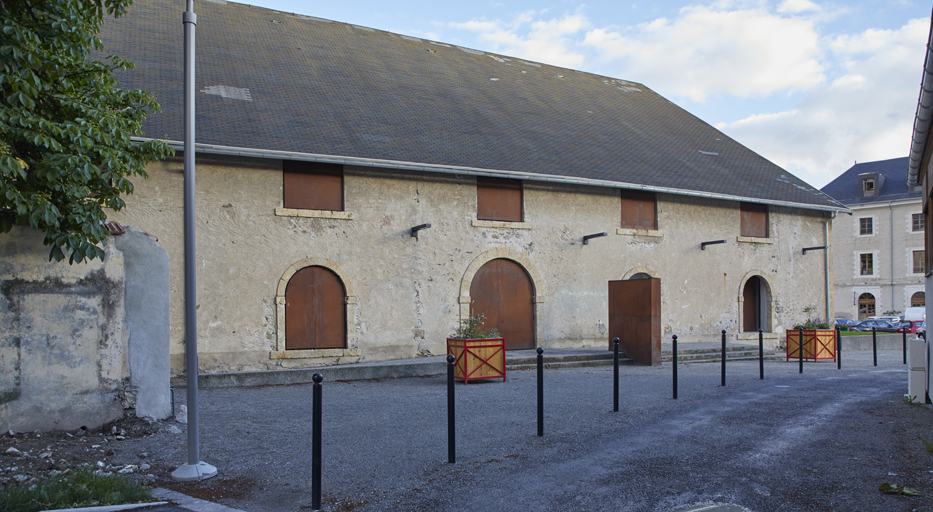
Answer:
119, 349, 932, 511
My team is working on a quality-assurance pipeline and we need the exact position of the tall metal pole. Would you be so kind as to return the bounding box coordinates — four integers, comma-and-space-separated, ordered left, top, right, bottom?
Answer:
172, 0, 216, 482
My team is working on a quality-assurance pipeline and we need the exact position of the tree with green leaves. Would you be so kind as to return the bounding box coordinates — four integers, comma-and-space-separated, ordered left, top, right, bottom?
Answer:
0, 0, 172, 263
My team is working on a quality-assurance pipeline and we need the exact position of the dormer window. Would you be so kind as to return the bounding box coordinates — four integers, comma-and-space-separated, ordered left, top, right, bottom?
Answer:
858, 172, 884, 198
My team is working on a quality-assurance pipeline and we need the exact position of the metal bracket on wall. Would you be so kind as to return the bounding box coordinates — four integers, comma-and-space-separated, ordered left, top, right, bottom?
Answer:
802, 245, 827, 255
411, 223, 431, 238
583, 232, 608, 245
701, 239, 727, 250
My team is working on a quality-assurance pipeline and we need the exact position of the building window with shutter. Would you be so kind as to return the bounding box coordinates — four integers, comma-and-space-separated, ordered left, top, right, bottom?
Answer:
860, 253, 874, 276
913, 213, 925, 232
620, 190, 657, 230
913, 250, 926, 274
283, 161, 344, 211
740, 203, 768, 238
859, 217, 873, 235
477, 177, 522, 222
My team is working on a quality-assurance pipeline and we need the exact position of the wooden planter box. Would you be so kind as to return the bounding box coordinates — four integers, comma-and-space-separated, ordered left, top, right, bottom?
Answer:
786, 329, 837, 361
446, 338, 506, 384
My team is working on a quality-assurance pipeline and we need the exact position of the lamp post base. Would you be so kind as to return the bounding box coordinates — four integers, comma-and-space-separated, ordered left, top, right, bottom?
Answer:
171, 461, 218, 482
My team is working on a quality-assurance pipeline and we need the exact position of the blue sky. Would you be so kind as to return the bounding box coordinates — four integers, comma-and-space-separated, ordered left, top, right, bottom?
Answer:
221, 0, 933, 188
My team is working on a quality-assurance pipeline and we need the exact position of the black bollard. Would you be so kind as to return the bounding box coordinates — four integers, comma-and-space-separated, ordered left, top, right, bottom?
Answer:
311, 373, 323, 510
537, 347, 544, 437
721, 330, 726, 387
903, 328, 907, 365
836, 326, 841, 370
447, 354, 456, 464
672, 335, 678, 400
613, 338, 620, 413
758, 329, 764, 380
798, 328, 803, 374
872, 327, 878, 367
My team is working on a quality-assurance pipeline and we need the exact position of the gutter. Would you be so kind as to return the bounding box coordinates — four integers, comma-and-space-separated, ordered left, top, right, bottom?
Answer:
908, 7, 933, 186
135, 137, 851, 214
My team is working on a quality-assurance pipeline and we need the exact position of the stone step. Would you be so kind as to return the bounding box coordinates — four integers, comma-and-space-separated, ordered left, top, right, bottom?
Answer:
507, 350, 632, 371
661, 348, 782, 363
508, 357, 635, 371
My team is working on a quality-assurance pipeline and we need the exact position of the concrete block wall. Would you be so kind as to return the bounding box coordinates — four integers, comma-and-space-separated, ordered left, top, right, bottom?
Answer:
0, 226, 171, 432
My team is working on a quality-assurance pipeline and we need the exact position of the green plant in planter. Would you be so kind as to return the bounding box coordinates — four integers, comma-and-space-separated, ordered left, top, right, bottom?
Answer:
791, 305, 831, 330
451, 313, 501, 339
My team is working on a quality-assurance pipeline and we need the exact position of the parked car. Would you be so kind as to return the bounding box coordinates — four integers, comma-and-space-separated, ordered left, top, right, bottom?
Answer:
834, 318, 856, 327
868, 315, 902, 324
897, 320, 925, 334
850, 319, 899, 332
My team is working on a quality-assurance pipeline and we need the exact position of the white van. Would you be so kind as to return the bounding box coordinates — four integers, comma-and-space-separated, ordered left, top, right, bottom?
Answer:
904, 307, 927, 322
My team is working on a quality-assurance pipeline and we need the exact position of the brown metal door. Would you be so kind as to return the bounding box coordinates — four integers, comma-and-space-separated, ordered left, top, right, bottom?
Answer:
743, 277, 759, 332
285, 266, 346, 349
470, 259, 535, 350
608, 278, 661, 365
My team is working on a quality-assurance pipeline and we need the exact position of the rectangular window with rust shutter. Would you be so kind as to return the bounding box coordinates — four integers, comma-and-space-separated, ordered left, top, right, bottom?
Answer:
914, 250, 926, 274
860, 253, 873, 276
477, 177, 522, 222
620, 190, 657, 230
740, 203, 768, 238
283, 161, 344, 211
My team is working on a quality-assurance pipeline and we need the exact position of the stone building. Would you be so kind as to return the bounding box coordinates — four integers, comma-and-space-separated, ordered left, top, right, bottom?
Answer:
822, 158, 925, 320
98, 0, 847, 374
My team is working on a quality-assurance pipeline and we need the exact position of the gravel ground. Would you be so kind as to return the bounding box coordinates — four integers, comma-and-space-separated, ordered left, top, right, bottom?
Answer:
5, 349, 932, 512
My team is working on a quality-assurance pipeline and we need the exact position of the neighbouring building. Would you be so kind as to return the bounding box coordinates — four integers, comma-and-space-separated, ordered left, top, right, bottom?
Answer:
822, 157, 925, 320
98, 0, 848, 375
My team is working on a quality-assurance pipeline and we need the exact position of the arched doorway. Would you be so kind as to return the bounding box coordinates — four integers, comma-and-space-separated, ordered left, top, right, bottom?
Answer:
285, 266, 346, 349
742, 276, 771, 332
857, 293, 875, 320
912, 292, 925, 307
470, 259, 535, 350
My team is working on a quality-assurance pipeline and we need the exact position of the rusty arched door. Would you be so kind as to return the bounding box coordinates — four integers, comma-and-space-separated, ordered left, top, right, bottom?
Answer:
285, 266, 346, 350
470, 259, 535, 350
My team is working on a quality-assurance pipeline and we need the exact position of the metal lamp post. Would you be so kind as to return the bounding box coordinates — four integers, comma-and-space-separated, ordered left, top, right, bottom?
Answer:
172, 0, 217, 482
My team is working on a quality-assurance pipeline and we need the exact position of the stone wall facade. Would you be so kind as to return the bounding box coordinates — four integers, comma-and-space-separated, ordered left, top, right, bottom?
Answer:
108, 154, 835, 374
832, 198, 925, 319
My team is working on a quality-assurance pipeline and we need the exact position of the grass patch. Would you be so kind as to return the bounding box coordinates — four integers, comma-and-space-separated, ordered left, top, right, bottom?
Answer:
0, 467, 152, 512
840, 330, 875, 336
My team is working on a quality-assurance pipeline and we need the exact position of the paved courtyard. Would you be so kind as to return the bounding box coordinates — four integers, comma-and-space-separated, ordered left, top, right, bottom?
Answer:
125, 349, 931, 511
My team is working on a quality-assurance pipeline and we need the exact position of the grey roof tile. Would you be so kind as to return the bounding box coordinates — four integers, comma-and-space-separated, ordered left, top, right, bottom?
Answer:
100, 0, 845, 210
820, 157, 920, 206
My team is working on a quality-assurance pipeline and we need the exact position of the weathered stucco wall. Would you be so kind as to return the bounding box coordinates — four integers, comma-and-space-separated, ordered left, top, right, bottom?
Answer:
832, 200, 924, 319
109, 154, 833, 374
0, 226, 171, 432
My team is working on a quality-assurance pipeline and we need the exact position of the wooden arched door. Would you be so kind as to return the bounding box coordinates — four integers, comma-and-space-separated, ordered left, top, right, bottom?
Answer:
285, 266, 346, 350
470, 259, 535, 350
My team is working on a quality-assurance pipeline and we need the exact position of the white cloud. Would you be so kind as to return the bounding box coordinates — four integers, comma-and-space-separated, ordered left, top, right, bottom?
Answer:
777, 0, 821, 14
450, 12, 588, 68
583, 4, 825, 101
716, 18, 930, 187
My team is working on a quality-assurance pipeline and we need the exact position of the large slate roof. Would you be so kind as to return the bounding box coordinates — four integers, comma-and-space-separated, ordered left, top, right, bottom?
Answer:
820, 157, 920, 206
99, 0, 846, 211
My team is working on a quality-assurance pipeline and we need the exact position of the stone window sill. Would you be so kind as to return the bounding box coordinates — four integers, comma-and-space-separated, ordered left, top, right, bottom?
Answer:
737, 236, 773, 244
472, 219, 531, 229
270, 348, 361, 359
617, 228, 663, 237
275, 208, 353, 220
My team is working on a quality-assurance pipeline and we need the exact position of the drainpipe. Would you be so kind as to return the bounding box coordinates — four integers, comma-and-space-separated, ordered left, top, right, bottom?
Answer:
891, 202, 896, 313
825, 214, 832, 318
